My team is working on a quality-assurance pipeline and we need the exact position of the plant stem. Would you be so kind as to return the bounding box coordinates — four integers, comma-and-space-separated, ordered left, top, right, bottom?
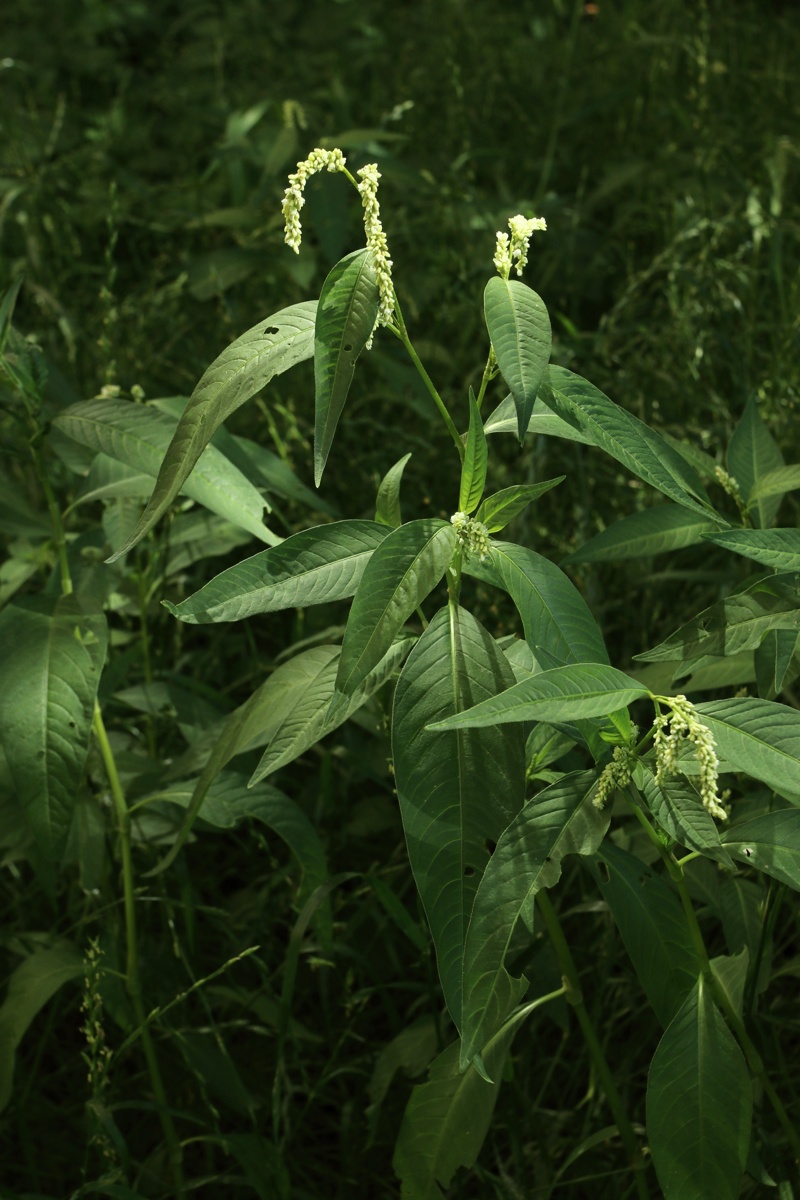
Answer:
474, 347, 496, 413
391, 298, 465, 461
536, 889, 650, 1199
92, 701, 186, 1197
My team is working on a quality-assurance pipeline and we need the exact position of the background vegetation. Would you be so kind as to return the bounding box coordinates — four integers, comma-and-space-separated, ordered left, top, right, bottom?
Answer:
1, 0, 798, 1196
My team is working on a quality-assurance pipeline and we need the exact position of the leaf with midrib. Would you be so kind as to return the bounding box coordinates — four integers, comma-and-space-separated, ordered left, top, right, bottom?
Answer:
694, 696, 800, 799
458, 391, 487, 514
721, 810, 800, 889
164, 520, 390, 624
564, 504, 723, 564
104, 301, 316, 560
484, 278, 552, 442
704, 528, 800, 573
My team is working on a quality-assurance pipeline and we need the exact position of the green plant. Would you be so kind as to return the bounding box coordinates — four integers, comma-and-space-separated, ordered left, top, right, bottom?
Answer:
30, 147, 795, 1197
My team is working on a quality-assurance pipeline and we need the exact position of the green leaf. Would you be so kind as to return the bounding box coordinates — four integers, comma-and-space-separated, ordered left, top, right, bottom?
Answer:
483, 393, 595, 444
727, 396, 783, 529
754, 628, 799, 699
164, 520, 390, 624
429, 663, 650, 732
336, 519, 457, 697
460, 771, 608, 1068
393, 604, 526, 1027
484, 277, 552, 441
634, 577, 800, 664
539, 367, 716, 517
748, 463, 800, 507
704, 528, 800, 573
694, 697, 800, 800
595, 843, 703, 1026
53, 398, 277, 546
0, 276, 23, 355
564, 505, 723, 564
102, 302, 316, 559
475, 480, 565, 534
647, 976, 751, 1200
458, 390, 488, 514
0, 595, 107, 877
314, 249, 380, 486
249, 634, 413, 783
709, 948, 749, 1021
464, 542, 608, 669
721, 810, 800, 890
376, 453, 412, 529
637, 767, 734, 868
0, 940, 83, 1113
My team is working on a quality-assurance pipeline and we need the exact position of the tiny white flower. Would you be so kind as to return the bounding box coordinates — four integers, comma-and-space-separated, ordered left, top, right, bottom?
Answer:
654, 695, 725, 820
357, 163, 395, 340
450, 511, 491, 561
281, 147, 347, 253
494, 213, 547, 280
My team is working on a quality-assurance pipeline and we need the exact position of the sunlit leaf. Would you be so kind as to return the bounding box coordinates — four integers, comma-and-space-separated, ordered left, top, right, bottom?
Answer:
484, 278, 551, 441
458, 390, 488, 514
564, 505, 722, 564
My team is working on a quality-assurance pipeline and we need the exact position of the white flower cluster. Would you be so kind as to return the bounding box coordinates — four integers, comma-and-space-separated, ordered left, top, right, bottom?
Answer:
493, 213, 547, 280
281, 147, 347, 253
450, 511, 492, 561
654, 695, 725, 820
592, 745, 634, 811
356, 163, 395, 340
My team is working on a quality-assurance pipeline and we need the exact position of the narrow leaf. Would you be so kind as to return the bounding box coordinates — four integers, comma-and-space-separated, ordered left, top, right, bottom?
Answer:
721, 810, 800, 890
376, 453, 412, 529
103, 302, 316, 559
484, 393, 595, 444
647, 976, 751, 1200
460, 771, 608, 1067
314, 249, 380, 486
165, 520, 390, 624
458, 390, 488, 514
475, 480, 565, 534
392, 604, 526, 1028
564, 505, 723, 564
754, 628, 799, 699
484, 277, 552, 441
748, 463, 800, 506
429, 663, 650, 732
704, 528, 800, 573
727, 396, 783, 529
638, 767, 734, 868
336, 519, 457, 697
694, 697, 800, 800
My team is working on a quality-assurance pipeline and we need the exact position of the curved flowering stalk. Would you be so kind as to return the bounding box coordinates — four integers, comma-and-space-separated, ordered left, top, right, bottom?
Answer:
281, 147, 348, 253
652, 694, 726, 820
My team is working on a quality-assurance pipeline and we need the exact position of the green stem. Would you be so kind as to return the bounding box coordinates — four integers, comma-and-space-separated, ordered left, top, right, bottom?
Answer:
392, 298, 464, 461
474, 347, 496, 413
536, 890, 650, 1199
93, 702, 186, 1197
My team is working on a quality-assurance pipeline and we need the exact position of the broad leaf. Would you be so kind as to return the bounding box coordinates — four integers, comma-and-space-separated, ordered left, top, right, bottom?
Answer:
103, 301, 316, 559
460, 771, 608, 1067
727, 396, 783, 529
747, 463, 800, 507
637, 767, 734, 868
336, 519, 457, 697
376, 453, 412, 529
0, 595, 107, 877
564, 505, 722, 564
53, 398, 276, 545
314, 249, 380, 485
754, 628, 799, 699
539, 367, 716, 517
595, 843, 703, 1026
458, 390, 488, 514
0, 940, 83, 1113
164, 520, 390, 624
483, 393, 594, 444
392, 604, 526, 1028
694, 697, 800, 800
721, 810, 800, 890
465, 542, 608, 669
647, 976, 751, 1200
704, 528, 800, 573
475, 480, 565, 534
484, 277, 551, 441
429, 663, 650, 732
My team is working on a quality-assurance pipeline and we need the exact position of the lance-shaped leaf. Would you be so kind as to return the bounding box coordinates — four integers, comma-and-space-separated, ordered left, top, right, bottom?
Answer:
103, 301, 316, 560
483, 393, 594, 444
475, 480, 564, 534
727, 396, 783, 530
392, 604, 526, 1028
484, 278, 551, 442
460, 771, 608, 1068
465, 542, 608, 668
314, 249, 380, 486
0, 595, 107, 878
721, 810, 800, 889
634, 577, 800, 664
53, 398, 275, 545
429, 663, 649, 732
249, 635, 413, 783
704, 528, 800, 573
647, 976, 751, 1200
164, 520, 390, 624
376, 452, 411, 529
747, 464, 800, 507
539, 367, 716, 517
755, 628, 799, 699
637, 767, 734, 868
694, 696, 800, 800
458, 390, 488, 515
595, 843, 703, 1027
336, 519, 457, 697
564, 505, 723, 564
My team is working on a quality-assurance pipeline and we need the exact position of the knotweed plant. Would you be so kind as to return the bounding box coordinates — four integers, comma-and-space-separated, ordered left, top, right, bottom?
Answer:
3, 146, 800, 1200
